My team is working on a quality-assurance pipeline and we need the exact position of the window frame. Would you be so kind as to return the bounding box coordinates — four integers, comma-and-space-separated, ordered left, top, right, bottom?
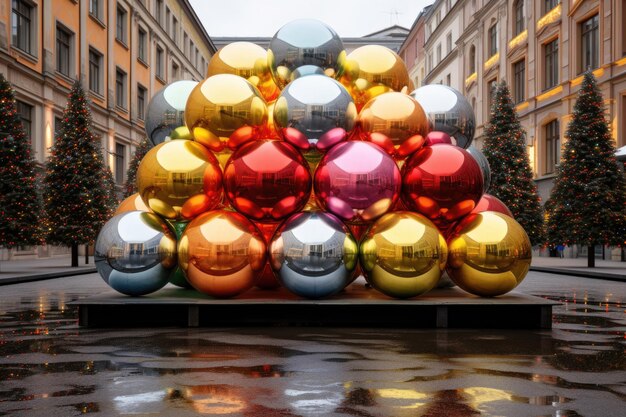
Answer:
16, 100, 33, 143
488, 24, 498, 57
544, 119, 560, 175
580, 14, 599, 72
12, 0, 35, 55
116, 5, 128, 45
156, 45, 164, 80
115, 142, 126, 185
56, 23, 73, 77
115, 67, 127, 110
514, 0, 524, 36
513, 59, 525, 103
138, 27, 147, 64
89, 0, 103, 22
89, 47, 103, 95
137, 84, 147, 120
544, 38, 559, 90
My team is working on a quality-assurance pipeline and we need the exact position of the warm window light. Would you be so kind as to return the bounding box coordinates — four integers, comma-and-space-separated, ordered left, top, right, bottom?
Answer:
537, 3, 562, 32
465, 72, 477, 88
484, 53, 499, 71
508, 30, 527, 50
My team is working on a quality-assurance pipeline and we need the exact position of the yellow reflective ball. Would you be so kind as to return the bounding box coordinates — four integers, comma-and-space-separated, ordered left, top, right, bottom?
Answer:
338, 45, 411, 111
137, 140, 223, 220
114, 193, 151, 215
447, 211, 532, 297
360, 211, 447, 299
207, 42, 280, 103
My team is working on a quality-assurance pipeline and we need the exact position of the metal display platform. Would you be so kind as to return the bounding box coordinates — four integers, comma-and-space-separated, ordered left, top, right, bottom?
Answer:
72, 278, 557, 329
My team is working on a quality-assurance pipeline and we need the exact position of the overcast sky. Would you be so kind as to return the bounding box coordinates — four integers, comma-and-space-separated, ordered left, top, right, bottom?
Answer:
188, 0, 434, 38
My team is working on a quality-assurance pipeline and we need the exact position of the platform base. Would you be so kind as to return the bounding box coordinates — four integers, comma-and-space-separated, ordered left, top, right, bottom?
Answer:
72, 279, 556, 329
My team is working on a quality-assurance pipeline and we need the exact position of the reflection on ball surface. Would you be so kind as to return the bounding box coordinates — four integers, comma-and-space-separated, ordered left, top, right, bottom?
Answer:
95, 211, 177, 296
270, 211, 357, 298
178, 210, 266, 298
360, 212, 447, 298
447, 211, 532, 297
145, 80, 198, 145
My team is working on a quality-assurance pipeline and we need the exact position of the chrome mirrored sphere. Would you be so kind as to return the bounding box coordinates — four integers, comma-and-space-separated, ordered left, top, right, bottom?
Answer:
274, 75, 356, 153
269, 212, 358, 298
268, 19, 345, 89
95, 211, 177, 296
467, 146, 491, 193
410, 84, 475, 149
145, 80, 198, 146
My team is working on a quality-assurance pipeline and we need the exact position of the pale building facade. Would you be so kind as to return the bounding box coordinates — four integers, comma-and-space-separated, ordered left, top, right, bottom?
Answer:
398, 5, 432, 89
1, 0, 214, 258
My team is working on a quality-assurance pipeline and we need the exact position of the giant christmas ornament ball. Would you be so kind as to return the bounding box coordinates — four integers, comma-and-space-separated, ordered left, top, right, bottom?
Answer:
315, 141, 401, 224
268, 19, 345, 89
269, 211, 358, 298
178, 210, 266, 298
137, 140, 223, 220
145, 80, 198, 146
114, 193, 151, 215
357, 92, 429, 159
338, 45, 412, 111
185, 74, 268, 156
401, 144, 483, 228
224, 140, 311, 222
467, 145, 492, 193
471, 194, 512, 216
447, 211, 532, 297
207, 41, 280, 103
95, 211, 177, 296
410, 84, 475, 149
273, 75, 356, 160
360, 212, 447, 299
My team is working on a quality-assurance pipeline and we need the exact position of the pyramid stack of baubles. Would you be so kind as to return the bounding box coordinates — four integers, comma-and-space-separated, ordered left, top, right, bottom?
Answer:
95, 19, 531, 300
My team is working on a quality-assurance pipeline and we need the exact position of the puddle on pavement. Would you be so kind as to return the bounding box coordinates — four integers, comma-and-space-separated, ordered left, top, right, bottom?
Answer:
0, 284, 624, 416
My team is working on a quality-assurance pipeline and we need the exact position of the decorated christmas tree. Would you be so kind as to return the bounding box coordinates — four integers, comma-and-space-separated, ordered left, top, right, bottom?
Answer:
546, 71, 626, 267
483, 81, 545, 246
123, 137, 152, 198
0, 73, 45, 249
44, 81, 118, 266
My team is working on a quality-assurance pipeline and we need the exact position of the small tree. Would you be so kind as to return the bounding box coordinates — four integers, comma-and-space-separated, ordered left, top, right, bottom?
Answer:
546, 71, 626, 267
123, 137, 152, 198
483, 81, 545, 245
44, 81, 117, 266
0, 73, 45, 250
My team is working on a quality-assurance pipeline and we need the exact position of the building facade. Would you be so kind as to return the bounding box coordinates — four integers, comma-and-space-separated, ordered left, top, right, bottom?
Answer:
1, 0, 214, 258
415, 0, 626, 205
398, 5, 432, 89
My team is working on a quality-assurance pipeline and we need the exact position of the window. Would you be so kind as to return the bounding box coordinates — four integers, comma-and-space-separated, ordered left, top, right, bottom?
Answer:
446, 32, 452, 54
488, 24, 497, 57
513, 59, 525, 103
165, 7, 170, 33
156, 46, 164, 79
184, 32, 188, 55
544, 39, 559, 89
436, 44, 441, 64
137, 85, 147, 120
446, 73, 451, 86
487, 79, 497, 112
172, 17, 178, 44
155, 0, 163, 24
436, 10, 441, 25
172, 62, 179, 81
581, 14, 599, 71
89, 48, 103, 94
56, 25, 72, 76
543, 0, 559, 14
138, 27, 147, 63
469, 45, 476, 74
116, 6, 127, 44
427, 51, 433, 72
116, 68, 127, 109
514, 0, 524, 36
115, 143, 125, 185
54, 116, 63, 139
89, 0, 102, 20
16, 101, 33, 144
12, 0, 33, 54
545, 120, 560, 174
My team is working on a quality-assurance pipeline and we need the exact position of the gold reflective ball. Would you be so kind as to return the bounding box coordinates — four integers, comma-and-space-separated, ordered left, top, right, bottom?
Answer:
137, 140, 223, 220
114, 193, 151, 215
185, 74, 268, 153
360, 211, 447, 299
178, 210, 266, 298
447, 211, 532, 297
207, 42, 280, 103
338, 45, 411, 111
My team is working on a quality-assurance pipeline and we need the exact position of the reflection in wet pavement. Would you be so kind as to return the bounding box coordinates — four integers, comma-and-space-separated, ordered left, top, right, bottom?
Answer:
0, 272, 624, 416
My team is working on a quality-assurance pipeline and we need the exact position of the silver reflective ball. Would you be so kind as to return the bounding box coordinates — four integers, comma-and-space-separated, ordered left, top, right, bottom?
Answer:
467, 146, 491, 193
410, 84, 475, 149
274, 75, 356, 150
268, 19, 345, 89
145, 80, 198, 146
95, 211, 177, 296
269, 212, 358, 298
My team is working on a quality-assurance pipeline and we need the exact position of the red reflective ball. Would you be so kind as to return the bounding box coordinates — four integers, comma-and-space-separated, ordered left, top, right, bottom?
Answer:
314, 141, 401, 224
471, 193, 513, 216
224, 140, 312, 222
401, 144, 483, 228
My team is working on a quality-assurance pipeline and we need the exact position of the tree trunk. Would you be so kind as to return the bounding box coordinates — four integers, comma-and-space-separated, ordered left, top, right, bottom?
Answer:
85, 244, 89, 264
71, 243, 79, 267
587, 245, 595, 268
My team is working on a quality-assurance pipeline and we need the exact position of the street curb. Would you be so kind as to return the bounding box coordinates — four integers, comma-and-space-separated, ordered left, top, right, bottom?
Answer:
530, 266, 626, 282
0, 268, 97, 286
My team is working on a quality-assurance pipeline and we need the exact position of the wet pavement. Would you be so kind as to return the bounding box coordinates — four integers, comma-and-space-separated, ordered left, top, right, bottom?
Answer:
0, 272, 624, 416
